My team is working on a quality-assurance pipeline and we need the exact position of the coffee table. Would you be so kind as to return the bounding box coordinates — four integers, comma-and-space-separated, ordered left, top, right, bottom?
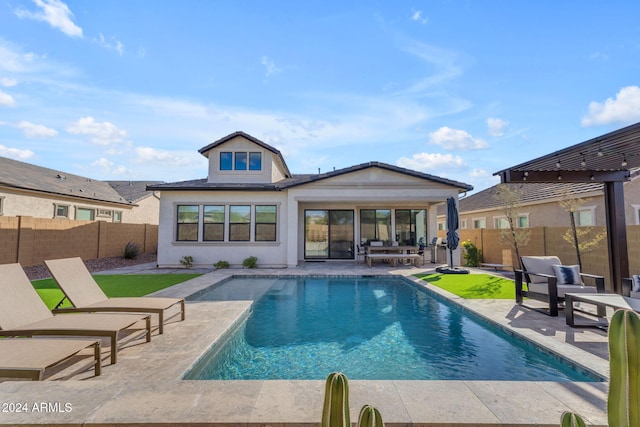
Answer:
565, 293, 640, 328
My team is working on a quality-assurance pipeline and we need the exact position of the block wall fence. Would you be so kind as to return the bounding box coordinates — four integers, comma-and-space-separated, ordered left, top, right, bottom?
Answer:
0, 216, 158, 267
445, 225, 640, 292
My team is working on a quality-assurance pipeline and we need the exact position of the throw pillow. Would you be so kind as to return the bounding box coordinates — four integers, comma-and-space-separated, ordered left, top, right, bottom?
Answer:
632, 275, 640, 292
552, 264, 582, 285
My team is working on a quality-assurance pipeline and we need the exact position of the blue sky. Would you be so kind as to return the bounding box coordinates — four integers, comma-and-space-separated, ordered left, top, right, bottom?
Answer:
1, 1, 639, 193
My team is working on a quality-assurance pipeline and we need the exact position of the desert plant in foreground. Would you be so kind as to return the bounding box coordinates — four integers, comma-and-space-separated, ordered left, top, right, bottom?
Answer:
357, 404, 384, 427
322, 372, 350, 427
321, 372, 384, 427
561, 309, 640, 427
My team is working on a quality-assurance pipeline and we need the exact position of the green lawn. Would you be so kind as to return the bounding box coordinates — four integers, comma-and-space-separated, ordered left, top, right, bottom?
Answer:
414, 273, 515, 299
32, 274, 202, 310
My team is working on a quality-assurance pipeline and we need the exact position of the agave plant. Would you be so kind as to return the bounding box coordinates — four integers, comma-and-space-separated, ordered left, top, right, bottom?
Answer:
357, 404, 384, 427
321, 372, 350, 427
560, 309, 640, 427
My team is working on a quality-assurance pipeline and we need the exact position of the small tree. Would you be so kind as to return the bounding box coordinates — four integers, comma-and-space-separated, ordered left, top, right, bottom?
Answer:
559, 190, 607, 269
494, 184, 531, 270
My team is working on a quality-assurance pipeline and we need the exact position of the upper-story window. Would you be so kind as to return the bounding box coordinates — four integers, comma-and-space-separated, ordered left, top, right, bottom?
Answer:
234, 152, 247, 170
220, 152, 233, 170
220, 151, 262, 171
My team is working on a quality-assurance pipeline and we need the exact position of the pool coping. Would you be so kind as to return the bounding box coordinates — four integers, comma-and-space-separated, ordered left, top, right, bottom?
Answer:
0, 265, 610, 426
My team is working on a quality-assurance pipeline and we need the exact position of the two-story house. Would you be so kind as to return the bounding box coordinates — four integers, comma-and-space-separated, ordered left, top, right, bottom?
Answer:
149, 131, 473, 268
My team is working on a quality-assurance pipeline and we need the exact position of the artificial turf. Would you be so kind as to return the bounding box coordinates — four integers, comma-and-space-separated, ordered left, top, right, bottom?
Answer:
414, 273, 515, 299
32, 274, 202, 310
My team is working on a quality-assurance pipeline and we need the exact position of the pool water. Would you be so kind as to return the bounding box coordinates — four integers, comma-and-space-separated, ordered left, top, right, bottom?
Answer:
185, 276, 601, 381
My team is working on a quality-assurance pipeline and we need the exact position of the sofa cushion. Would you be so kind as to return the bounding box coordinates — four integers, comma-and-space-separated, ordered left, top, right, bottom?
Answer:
521, 256, 561, 284
528, 282, 595, 297
552, 264, 582, 285
632, 275, 640, 293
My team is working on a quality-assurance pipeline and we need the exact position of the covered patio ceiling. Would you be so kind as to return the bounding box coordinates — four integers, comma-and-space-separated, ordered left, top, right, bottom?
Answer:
494, 121, 640, 293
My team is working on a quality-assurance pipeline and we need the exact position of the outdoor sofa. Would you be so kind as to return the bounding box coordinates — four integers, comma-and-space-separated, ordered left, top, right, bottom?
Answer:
515, 255, 605, 316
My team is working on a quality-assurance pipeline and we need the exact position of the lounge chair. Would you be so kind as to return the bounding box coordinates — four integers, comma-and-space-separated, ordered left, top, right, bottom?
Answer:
45, 257, 185, 334
515, 256, 605, 316
0, 263, 151, 364
0, 338, 101, 380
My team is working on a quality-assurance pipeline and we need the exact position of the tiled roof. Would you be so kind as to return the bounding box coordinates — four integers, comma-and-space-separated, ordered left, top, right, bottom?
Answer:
0, 156, 133, 205
436, 182, 606, 215
107, 181, 164, 202
148, 161, 473, 192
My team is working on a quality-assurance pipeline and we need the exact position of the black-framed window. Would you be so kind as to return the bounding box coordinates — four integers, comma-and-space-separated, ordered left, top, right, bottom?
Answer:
255, 205, 276, 241
360, 209, 391, 244
220, 152, 233, 170
395, 209, 427, 246
234, 152, 248, 170
177, 205, 199, 241
249, 152, 262, 170
229, 205, 251, 241
203, 205, 225, 241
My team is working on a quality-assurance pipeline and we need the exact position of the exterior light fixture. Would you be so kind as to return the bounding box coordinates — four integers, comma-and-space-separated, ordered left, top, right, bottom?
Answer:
622, 154, 628, 167
597, 148, 603, 157
580, 156, 586, 167
557, 174, 562, 181
555, 160, 561, 168
590, 174, 595, 181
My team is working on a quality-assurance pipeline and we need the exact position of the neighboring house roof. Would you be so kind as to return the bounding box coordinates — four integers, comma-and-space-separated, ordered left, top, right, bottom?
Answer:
108, 181, 163, 203
198, 131, 292, 178
437, 171, 640, 216
0, 156, 133, 206
148, 161, 474, 192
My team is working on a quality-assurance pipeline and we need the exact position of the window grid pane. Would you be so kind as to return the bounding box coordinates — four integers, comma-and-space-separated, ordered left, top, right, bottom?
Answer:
255, 205, 276, 241
220, 152, 233, 170
249, 152, 262, 170
234, 152, 247, 170
177, 205, 199, 241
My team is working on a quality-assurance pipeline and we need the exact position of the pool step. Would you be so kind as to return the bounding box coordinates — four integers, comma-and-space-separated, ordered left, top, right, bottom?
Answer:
266, 279, 297, 298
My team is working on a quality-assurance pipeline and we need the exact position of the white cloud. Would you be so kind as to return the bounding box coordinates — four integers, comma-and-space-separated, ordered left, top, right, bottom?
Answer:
581, 86, 640, 126
15, 0, 83, 38
469, 168, 490, 177
135, 147, 196, 167
487, 117, 508, 137
1, 77, 17, 87
67, 116, 127, 145
0, 144, 35, 159
261, 56, 282, 78
429, 126, 489, 150
411, 10, 429, 25
91, 157, 127, 175
95, 33, 124, 56
17, 120, 58, 138
0, 89, 16, 107
396, 152, 466, 172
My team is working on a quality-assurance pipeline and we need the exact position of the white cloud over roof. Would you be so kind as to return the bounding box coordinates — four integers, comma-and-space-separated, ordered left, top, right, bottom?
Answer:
67, 116, 127, 146
581, 86, 640, 126
429, 126, 489, 151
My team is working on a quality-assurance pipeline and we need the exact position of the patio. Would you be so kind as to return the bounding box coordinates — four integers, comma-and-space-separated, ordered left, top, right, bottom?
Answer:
0, 261, 610, 426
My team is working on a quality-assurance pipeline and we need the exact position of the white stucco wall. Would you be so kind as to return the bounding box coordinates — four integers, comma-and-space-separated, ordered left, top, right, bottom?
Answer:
156, 191, 289, 268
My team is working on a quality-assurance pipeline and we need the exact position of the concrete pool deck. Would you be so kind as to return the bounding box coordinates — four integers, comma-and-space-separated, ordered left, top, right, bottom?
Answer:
0, 262, 610, 426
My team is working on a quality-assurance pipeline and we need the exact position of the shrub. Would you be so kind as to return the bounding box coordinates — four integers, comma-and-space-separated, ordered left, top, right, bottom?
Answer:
123, 241, 141, 259
462, 240, 482, 267
180, 255, 194, 268
242, 256, 258, 269
214, 260, 230, 269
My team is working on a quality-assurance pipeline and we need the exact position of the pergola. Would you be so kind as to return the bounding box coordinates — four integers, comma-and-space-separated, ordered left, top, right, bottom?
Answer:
494, 121, 640, 294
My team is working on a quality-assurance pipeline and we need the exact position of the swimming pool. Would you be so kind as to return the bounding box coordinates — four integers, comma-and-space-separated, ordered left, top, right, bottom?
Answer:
185, 276, 601, 382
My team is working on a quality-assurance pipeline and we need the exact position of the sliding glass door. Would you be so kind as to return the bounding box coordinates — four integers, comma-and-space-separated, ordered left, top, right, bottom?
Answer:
304, 210, 354, 259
